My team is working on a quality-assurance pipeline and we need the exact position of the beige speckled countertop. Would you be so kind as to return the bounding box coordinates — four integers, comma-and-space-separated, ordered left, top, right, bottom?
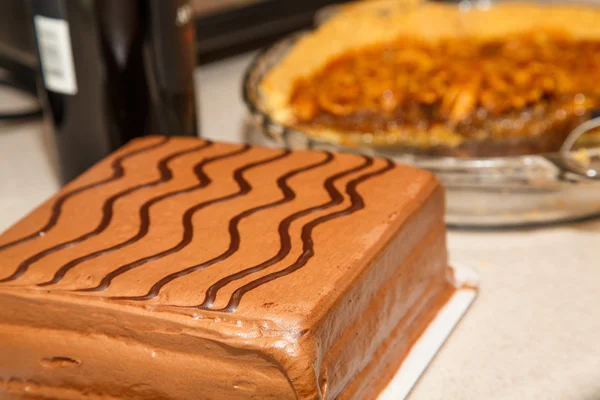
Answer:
1, 54, 599, 400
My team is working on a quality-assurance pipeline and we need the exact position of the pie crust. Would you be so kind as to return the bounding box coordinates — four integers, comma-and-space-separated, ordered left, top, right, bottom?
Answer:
260, 1, 600, 156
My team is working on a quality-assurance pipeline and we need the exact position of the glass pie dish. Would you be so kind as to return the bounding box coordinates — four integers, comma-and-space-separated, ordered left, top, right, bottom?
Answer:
242, 1, 600, 228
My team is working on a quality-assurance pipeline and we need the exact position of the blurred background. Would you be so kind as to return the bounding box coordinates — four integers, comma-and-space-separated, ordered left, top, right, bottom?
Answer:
0, 0, 351, 184
0, 0, 350, 96
1, 0, 599, 228
0, 0, 356, 224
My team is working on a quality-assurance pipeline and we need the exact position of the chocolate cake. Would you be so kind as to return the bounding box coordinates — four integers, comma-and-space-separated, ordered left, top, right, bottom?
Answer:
0, 136, 455, 399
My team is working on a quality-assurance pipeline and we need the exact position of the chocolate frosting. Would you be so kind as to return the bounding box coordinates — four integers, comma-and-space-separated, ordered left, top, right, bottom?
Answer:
0, 137, 454, 399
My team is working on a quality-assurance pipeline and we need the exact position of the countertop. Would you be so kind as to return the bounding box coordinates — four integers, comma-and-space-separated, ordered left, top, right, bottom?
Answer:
1, 53, 599, 400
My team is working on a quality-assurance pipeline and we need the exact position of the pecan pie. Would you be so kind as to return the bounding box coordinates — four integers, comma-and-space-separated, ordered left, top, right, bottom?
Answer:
260, 1, 600, 156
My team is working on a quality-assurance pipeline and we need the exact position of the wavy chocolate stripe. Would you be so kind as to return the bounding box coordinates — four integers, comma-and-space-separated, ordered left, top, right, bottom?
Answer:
109, 151, 334, 300
199, 155, 373, 309
78, 149, 293, 293
38, 144, 252, 287
0, 137, 170, 253
219, 159, 395, 312
0, 141, 211, 283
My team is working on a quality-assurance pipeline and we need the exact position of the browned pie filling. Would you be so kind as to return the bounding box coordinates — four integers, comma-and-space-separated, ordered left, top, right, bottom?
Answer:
289, 31, 600, 154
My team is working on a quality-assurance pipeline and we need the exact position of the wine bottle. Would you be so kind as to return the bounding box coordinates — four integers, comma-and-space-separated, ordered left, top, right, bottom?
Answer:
31, 0, 198, 183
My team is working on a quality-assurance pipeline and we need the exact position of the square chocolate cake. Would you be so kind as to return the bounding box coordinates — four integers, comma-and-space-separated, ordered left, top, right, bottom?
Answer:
0, 137, 455, 399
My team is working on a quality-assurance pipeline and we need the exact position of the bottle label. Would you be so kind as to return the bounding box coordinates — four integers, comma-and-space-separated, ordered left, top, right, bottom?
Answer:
33, 15, 78, 95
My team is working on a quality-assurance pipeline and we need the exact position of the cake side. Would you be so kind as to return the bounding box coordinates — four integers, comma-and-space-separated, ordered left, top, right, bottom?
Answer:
0, 289, 297, 399
270, 180, 452, 399
337, 224, 454, 399
321, 192, 450, 399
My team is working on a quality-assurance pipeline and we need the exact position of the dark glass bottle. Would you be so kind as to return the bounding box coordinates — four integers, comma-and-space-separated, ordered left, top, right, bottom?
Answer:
31, 0, 198, 183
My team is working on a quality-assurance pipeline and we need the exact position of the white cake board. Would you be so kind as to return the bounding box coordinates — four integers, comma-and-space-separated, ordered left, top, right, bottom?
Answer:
379, 265, 479, 400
